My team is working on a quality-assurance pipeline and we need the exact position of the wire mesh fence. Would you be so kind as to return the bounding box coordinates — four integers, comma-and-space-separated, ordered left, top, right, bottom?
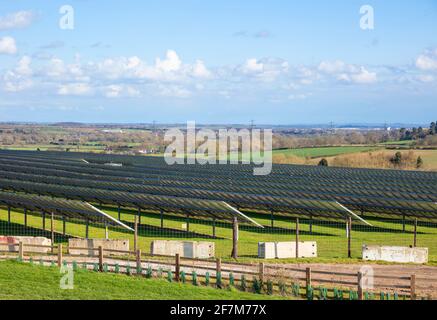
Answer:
1, 204, 435, 263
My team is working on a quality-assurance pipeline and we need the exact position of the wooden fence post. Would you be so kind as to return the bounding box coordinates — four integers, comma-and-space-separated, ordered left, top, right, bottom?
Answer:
7, 206, 11, 223
231, 216, 239, 259
413, 219, 418, 247
117, 204, 121, 221
295, 218, 300, 259
216, 258, 222, 275
410, 274, 416, 300
306, 267, 312, 288
57, 244, 63, 268
50, 212, 55, 253
175, 254, 180, 282
259, 262, 265, 283
347, 217, 352, 258
18, 242, 24, 261
134, 216, 138, 252
136, 249, 142, 274
212, 218, 216, 238
357, 272, 364, 300
98, 246, 104, 272
270, 210, 274, 228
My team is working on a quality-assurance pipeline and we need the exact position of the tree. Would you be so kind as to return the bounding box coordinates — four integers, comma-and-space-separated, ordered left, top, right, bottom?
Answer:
416, 156, 424, 169
318, 158, 328, 166
390, 152, 402, 166
430, 122, 436, 135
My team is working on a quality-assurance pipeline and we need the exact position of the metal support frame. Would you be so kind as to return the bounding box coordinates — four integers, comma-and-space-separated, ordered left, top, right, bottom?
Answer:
24, 208, 27, 227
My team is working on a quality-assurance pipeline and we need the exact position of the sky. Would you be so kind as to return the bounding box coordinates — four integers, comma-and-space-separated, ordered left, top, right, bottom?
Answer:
0, 0, 436, 125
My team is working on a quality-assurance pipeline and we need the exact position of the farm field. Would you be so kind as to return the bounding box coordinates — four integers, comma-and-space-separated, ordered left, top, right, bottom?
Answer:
272, 146, 380, 159
2, 206, 436, 265
0, 260, 286, 300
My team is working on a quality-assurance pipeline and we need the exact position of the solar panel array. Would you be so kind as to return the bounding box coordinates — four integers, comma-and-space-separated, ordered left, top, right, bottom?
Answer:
0, 149, 436, 223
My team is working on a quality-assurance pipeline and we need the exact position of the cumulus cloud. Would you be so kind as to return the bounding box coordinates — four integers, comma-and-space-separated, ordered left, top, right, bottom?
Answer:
318, 60, 377, 84
416, 49, 437, 71
58, 83, 92, 96
155, 50, 182, 72
0, 36, 17, 55
3, 56, 33, 92
0, 11, 35, 30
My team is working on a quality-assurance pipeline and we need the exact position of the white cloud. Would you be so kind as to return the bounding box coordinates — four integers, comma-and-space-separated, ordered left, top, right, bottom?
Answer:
158, 85, 192, 98
417, 74, 435, 83
350, 67, 377, 84
58, 83, 92, 96
192, 60, 212, 78
319, 60, 376, 84
0, 11, 35, 30
0, 36, 17, 55
3, 56, 33, 92
104, 85, 140, 98
155, 50, 182, 72
243, 58, 264, 73
416, 50, 437, 71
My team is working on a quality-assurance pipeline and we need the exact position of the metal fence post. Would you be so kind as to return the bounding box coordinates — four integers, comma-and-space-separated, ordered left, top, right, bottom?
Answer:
413, 219, 418, 247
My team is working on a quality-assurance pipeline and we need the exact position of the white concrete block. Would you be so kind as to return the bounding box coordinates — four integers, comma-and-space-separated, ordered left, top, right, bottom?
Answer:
151, 240, 215, 259
68, 239, 129, 256
258, 242, 317, 259
362, 245, 428, 264
0, 236, 51, 253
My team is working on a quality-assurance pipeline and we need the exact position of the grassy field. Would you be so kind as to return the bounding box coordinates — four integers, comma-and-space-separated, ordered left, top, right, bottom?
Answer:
1, 206, 436, 265
0, 260, 286, 300
272, 146, 380, 159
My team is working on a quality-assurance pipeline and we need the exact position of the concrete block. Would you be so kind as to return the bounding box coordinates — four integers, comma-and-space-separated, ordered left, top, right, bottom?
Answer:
258, 242, 317, 259
0, 236, 52, 253
150, 240, 215, 259
362, 245, 428, 264
68, 239, 129, 256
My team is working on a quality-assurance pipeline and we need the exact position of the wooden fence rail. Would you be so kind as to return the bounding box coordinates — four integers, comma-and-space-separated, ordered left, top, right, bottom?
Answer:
1, 241, 435, 299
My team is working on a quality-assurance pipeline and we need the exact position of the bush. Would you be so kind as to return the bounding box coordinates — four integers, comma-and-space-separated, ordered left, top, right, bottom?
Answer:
318, 158, 328, 166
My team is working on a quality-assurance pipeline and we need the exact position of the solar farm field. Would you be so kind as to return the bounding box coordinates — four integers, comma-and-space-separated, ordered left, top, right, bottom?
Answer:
0, 149, 436, 264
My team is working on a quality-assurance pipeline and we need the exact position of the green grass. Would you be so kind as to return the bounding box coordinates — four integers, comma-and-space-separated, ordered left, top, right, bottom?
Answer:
0, 260, 286, 300
272, 146, 380, 159
2, 206, 436, 265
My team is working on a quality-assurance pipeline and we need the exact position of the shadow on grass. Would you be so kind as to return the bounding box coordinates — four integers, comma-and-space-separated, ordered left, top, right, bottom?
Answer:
0, 221, 71, 242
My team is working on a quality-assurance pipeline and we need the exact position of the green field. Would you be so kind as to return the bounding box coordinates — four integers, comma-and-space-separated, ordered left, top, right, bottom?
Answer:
272, 146, 380, 159
0, 260, 286, 300
2, 206, 436, 265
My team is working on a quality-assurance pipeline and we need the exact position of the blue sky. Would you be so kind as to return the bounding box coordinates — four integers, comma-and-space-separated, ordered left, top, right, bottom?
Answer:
0, 0, 436, 124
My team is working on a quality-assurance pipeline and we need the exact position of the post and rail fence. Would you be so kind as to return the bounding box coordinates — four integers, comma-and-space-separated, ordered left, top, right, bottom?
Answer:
1, 241, 435, 300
